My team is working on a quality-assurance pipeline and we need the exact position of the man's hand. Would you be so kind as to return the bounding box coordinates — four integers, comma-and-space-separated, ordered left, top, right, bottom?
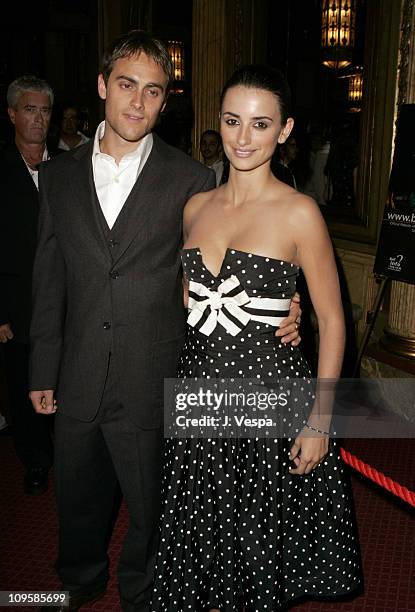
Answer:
275, 292, 301, 346
30, 389, 57, 415
0, 323, 14, 343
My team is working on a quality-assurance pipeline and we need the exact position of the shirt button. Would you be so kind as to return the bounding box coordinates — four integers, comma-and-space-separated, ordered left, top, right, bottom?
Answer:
114, 176, 119, 183
103, 322, 111, 330
109, 239, 117, 248
109, 271, 120, 279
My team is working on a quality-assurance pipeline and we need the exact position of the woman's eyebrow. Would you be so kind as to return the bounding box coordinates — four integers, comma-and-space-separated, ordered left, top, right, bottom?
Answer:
222, 111, 273, 121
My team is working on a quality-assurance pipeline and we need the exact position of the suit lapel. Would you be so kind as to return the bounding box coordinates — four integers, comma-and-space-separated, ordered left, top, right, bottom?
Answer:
110, 136, 171, 267
69, 142, 112, 262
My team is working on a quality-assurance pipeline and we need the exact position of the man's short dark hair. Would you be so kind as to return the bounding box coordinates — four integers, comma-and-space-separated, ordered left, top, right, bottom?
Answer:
101, 30, 173, 92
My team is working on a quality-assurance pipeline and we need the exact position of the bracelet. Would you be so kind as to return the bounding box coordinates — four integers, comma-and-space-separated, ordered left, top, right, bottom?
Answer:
305, 423, 330, 436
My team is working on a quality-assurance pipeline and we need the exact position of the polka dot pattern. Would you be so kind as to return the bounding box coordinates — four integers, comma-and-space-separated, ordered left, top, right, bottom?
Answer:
151, 249, 362, 611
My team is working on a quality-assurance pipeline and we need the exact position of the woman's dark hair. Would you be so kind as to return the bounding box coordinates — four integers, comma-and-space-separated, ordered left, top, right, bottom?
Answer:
101, 30, 173, 91
220, 64, 292, 124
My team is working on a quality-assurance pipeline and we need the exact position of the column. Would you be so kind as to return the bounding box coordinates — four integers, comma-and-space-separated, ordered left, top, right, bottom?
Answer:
192, 0, 227, 158
192, 0, 268, 158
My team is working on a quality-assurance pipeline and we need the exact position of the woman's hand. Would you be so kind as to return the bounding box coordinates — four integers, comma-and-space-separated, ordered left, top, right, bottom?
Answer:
288, 429, 329, 475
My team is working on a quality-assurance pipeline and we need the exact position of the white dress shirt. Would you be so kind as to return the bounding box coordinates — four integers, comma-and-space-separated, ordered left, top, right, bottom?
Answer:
92, 121, 153, 229
21, 147, 49, 190
58, 131, 90, 151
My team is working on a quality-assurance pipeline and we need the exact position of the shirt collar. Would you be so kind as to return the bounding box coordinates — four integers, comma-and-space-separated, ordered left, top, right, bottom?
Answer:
92, 120, 153, 164
20, 145, 49, 170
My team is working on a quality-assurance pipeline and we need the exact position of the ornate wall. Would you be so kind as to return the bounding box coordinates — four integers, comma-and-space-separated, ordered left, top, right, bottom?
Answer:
191, 0, 267, 157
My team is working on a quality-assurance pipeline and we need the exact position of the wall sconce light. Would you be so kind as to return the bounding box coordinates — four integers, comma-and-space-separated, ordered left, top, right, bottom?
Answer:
168, 40, 185, 92
348, 68, 363, 103
321, 0, 356, 69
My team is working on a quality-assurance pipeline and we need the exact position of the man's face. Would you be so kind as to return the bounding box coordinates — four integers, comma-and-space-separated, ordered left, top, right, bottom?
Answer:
284, 137, 298, 163
98, 51, 168, 148
200, 134, 221, 163
8, 91, 52, 145
62, 108, 79, 136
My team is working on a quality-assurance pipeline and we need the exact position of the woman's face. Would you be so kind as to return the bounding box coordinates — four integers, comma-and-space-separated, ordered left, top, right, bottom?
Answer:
220, 85, 293, 172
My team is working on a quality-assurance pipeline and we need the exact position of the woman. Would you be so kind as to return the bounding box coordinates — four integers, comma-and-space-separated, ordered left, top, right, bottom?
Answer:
152, 65, 362, 611
57, 104, 90, 151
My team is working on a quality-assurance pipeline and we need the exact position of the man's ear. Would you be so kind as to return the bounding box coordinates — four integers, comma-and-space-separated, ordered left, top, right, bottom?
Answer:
98, 74, 107, 101
7, 107, 16, 125
277, 117, 294, 144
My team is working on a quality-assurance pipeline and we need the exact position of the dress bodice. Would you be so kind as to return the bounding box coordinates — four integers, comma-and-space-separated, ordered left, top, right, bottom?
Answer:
181, 247, 298, 340
182, 247, 298, 297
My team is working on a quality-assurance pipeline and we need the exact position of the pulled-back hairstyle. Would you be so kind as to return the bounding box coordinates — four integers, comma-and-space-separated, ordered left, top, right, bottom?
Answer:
100, 29, 173, 92
7, 75, 54, 109
220, 65, 292, 125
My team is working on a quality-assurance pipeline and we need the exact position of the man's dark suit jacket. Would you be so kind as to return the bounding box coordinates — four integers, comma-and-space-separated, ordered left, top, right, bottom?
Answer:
29, 134, 215, 428
0, 144, 42, 343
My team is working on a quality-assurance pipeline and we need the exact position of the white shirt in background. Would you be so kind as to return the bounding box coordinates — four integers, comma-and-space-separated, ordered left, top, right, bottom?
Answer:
209, 159, 224, 187
21, 147, 49, 190
58, 132, 90, 151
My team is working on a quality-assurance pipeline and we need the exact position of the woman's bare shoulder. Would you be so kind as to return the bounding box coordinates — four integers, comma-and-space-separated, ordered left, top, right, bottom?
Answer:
184, 186, 220, 222
282, 190, 324, 225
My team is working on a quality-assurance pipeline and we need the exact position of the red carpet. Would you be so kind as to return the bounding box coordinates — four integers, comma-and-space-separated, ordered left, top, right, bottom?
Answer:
1, 436, 414, 611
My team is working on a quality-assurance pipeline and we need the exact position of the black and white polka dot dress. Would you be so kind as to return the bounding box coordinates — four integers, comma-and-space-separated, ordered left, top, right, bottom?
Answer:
151, 248, 362, 611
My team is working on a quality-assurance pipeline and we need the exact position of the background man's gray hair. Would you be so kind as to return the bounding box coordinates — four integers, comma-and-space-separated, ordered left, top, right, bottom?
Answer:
7, 75, 54, 109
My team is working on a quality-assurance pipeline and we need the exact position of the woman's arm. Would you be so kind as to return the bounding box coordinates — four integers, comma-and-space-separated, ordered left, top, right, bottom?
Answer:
287, 195, 345, 475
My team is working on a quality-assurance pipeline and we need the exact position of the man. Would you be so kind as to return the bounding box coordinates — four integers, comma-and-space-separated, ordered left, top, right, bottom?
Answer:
57, 104, 90, 151
29, 31, 300, 612
199, 129, 224, 186
0, 75, 55, 495
271, 134, 299, 189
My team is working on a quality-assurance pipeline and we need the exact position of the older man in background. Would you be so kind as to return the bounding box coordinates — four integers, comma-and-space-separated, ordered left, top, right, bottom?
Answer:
0, 75, 56, 495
